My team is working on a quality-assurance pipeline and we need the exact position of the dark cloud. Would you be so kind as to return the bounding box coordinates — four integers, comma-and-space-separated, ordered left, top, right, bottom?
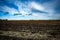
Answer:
14, 14, 22, 16
0, 11, 9, 16
28, 13, 32, 15
32, 9, 48, 13
4, 12, 9, 15
14, 13, 32, 16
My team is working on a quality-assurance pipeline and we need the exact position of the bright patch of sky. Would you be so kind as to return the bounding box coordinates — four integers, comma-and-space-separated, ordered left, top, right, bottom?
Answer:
0, 0, 60, 20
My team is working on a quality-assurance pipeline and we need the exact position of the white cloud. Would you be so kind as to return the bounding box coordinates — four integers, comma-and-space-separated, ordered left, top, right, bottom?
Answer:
14, 1, 49, 17
0, 6, 18, 14
28, 2, 46, 12
42, 0, 58, 16
0, 0, 60, 20
14, 1, 50, 18
31, 13, 50, 20
15, 1, 31, 16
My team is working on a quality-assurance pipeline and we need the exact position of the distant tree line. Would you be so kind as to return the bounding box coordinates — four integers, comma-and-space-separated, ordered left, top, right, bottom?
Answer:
0, 19, 8, 21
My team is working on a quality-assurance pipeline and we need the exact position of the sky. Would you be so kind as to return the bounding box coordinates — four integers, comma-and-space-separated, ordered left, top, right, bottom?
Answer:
0, 0, 60, 20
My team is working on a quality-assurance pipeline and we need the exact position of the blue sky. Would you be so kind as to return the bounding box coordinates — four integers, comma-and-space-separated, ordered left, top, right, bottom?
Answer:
0, 0, 60, 20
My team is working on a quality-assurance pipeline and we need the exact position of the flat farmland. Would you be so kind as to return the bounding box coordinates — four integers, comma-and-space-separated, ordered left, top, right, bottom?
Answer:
0, 20, 60, 40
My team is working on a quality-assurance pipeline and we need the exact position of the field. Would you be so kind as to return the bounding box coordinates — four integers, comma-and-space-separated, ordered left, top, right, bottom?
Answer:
0, 20, 60, 40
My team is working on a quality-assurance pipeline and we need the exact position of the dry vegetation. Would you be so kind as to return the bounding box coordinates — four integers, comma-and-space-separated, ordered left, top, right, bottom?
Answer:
0, 19, 60, 40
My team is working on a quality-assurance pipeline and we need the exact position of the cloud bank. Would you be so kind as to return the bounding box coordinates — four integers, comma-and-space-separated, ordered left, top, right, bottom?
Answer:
0, 0, 60, 20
